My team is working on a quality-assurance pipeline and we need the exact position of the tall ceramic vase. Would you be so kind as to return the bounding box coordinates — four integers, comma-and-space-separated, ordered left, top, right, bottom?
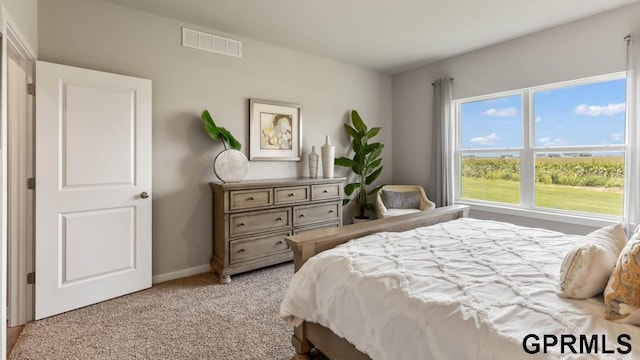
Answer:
321, 135, 335, 178
308, 146, 319, 178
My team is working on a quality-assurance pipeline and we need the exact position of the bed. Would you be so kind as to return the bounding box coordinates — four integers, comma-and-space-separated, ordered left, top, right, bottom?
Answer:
280, 205, 640, 359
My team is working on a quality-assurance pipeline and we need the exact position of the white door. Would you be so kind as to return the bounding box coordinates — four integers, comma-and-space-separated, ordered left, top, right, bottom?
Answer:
35, 61, 152, 319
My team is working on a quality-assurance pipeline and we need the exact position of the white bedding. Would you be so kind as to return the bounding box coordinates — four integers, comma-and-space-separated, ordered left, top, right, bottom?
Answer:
280, 218, 640, 359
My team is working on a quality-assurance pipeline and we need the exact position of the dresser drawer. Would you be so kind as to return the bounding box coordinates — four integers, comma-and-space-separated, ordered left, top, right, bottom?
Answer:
230, 232, 290, 263
229, 189, 272, 210
293, 221, 340, 235
230, 208, 291, 237
275, 186, 310, 204
293, 202, 340, 226
311, 184, 340, 200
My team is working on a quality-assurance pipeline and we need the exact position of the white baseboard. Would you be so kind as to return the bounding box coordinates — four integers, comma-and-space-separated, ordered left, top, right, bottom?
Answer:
152, 264, 211, 284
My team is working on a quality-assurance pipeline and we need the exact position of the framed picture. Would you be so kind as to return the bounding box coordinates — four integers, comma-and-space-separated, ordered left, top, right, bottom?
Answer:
249, 98, 302, 161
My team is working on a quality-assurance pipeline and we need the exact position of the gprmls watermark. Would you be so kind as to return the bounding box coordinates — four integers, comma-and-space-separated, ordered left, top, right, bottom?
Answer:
522, 334, 632, 355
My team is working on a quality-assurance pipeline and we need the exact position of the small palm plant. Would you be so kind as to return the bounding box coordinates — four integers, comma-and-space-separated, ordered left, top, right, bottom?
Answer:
335, 110, 384, 219
201, 109, 241, 150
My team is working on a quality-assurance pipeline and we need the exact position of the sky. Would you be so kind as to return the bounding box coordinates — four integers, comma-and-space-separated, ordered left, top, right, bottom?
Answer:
459, 78, 627, 151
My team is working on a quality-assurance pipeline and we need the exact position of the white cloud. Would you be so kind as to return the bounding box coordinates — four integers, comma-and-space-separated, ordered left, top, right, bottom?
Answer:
610, 133, 623, 142
538, 137, 566, 146
574, 103, 625, 116
484, 107, 516, 117
470, 133, 500, 144
535, 117, 542, 123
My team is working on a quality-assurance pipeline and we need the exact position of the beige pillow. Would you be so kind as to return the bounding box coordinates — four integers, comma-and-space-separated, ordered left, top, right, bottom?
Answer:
559, 223, 627, 299
604, 231, 640, 324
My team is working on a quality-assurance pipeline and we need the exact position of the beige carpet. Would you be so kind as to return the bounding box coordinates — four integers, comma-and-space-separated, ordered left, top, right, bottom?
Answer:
10, 263, 297, 360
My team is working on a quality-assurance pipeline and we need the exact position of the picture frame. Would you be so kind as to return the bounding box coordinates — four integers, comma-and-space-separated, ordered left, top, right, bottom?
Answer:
249, 98, 302, 161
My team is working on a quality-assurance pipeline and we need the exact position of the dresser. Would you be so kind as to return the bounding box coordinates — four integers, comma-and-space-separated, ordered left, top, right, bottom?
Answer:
210, 177, 345, 283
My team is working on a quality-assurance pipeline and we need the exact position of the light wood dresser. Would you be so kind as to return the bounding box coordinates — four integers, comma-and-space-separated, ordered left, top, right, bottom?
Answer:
209, 177, 345, 283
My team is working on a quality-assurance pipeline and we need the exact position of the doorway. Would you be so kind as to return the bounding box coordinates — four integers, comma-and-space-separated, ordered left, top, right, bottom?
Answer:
6, 31, 34, 328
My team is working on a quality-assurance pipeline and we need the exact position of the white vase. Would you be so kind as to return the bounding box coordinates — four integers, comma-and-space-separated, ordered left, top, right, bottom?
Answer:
321, 136, 335, 178
308, 146, 319, 178
213, 149, 249, 183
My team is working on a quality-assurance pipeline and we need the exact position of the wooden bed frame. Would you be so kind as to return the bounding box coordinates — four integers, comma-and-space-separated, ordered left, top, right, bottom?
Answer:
284, 204, 470, 360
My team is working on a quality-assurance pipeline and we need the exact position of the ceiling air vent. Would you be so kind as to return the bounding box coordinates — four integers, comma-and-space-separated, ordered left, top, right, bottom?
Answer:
182, 27, 242, 58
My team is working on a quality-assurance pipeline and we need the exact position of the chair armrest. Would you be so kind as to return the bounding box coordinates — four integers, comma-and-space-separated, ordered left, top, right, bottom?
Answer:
375, 192, 388, 218
419, 196, 436, 211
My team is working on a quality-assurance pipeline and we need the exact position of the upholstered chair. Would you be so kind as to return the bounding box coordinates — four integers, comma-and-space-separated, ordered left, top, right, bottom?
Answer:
375, 185, 436, 219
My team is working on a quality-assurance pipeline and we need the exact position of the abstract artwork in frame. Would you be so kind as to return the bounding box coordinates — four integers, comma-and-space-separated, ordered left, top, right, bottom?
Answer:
249, 99, 302, 161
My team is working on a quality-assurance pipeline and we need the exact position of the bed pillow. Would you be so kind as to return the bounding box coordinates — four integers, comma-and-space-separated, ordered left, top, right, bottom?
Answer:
604, 231, 640, 324
558, 223, 627, 299
381, 190, 420, 209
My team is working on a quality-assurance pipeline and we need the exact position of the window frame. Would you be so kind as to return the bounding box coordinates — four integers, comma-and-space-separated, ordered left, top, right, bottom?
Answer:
454, 72, 627, 221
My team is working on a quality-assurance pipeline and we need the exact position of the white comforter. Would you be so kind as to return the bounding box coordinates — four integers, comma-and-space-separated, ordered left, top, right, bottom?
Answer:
280, 218, 640, 360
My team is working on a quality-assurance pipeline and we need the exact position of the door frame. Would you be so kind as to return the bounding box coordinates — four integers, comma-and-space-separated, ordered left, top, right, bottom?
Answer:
1, 3, 37, 356
6, 21, 35, 326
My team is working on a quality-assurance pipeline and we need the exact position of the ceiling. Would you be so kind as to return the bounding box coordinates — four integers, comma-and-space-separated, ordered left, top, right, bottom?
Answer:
101, 0, 638, 74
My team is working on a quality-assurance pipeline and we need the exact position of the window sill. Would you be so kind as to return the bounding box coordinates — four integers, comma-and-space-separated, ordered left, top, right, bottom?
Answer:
456, 200, 622, 228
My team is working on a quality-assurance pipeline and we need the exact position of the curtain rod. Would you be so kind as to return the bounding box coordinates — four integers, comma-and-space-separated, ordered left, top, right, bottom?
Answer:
431, 78, 454, 86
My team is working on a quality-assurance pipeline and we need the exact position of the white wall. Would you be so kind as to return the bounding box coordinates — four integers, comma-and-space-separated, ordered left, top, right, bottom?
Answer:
38, 0, 392, 277
392, 2, 640, 234
2, 0, 37, 53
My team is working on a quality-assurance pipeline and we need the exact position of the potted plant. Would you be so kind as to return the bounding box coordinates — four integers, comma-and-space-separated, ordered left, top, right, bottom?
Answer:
335, 110, 384, 221
201, 109, 247, 183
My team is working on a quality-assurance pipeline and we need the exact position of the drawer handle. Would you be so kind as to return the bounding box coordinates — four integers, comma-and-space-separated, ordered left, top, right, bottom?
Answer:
288, 193, 295, 197
329, 209, 335, 213
248, 196, 255, 201
299, 213, 306, 218
237, 248, 245, 253
276, 240, 283, 246
238, 222, 246, 227
323, 190, 329, 193
276, 217, 284, 221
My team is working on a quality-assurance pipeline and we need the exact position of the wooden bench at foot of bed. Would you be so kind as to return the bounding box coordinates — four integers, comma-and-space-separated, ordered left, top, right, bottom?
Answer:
284, 204, 470, 360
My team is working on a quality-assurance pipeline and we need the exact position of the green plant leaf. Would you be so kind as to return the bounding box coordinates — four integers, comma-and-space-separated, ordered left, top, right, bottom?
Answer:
366, 158, 382, 170
201, 110, 242, 150
342, 198, 352, 206
363, 142, 383, 154
365, 166, 383, 185
353, 139, 363, 152
367, 184, 384, 195
344, 124, 359, 139
201, 110, 222, 141
335, 157, 357, 168
351, 110, 367, 133
352, 163, 363, 176
218, 127, 242, 150
344, 182, 361, 196
366, 127, 381, 139
367, 147, 383, 163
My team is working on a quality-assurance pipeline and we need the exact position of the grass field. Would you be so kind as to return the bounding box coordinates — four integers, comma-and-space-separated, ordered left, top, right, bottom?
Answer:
461, 177, 623, 216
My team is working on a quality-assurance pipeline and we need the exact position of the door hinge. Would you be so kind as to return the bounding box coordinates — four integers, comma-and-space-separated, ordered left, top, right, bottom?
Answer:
27, 83, 35, 96
27, 272, 35, 284
27, 177, 35, 190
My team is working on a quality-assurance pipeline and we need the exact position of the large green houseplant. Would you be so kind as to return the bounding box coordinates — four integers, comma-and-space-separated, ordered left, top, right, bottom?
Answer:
335, 110, 384, 220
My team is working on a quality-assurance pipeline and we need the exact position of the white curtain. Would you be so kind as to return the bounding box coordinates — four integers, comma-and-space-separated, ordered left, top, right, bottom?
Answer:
624, 34, 640, 233
431, 77, 454, 207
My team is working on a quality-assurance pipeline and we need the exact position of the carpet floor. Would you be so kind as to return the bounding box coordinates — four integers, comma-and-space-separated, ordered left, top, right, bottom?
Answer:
9, 263, 297, 360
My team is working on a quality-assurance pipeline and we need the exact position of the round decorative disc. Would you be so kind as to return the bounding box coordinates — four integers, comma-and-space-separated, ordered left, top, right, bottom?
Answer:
214, 149, 249, 183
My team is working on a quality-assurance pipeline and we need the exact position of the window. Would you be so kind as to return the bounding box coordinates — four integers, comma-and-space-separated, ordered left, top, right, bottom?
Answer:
455, 74, 626, 217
